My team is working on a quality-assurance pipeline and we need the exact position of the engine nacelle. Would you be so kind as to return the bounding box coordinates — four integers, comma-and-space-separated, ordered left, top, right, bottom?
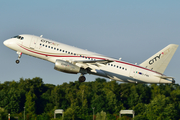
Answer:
54, 59, 80, 74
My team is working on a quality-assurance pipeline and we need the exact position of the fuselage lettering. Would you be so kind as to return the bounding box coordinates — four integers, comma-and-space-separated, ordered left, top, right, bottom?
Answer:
41, 39, 59, 46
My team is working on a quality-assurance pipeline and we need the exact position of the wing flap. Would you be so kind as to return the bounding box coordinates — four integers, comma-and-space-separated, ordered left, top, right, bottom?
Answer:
74, 59, 113, 69
74, 59, 114, 64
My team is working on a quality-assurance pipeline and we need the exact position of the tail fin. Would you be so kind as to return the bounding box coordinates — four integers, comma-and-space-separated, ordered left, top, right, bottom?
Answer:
139, 44, 178, 74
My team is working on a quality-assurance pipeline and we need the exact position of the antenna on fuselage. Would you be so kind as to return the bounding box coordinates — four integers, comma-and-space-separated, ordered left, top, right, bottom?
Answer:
40, 35, 43, 37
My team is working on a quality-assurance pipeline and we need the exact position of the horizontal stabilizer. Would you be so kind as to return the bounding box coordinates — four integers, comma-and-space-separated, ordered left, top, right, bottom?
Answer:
156, 76, 174, 79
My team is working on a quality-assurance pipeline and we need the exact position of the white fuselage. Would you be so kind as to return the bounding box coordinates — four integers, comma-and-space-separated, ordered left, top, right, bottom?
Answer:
3, 34, 174, 83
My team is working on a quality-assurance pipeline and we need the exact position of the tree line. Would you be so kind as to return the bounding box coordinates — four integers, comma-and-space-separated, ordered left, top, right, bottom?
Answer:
0, 77, 180, 120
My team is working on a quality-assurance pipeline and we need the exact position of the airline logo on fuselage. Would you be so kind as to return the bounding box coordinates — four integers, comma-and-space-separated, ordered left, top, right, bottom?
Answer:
41, 39, 59, 46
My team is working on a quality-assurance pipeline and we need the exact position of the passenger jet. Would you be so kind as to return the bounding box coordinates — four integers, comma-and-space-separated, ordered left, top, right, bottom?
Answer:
3, 34, 178, 83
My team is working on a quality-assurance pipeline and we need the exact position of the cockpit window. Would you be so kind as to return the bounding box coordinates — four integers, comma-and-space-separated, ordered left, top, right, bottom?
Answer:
13, 35, 24, 40
13, 36, 19, 38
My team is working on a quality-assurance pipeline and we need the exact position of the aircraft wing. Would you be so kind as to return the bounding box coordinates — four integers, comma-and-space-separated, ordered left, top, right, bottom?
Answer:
74, 59, 114, 69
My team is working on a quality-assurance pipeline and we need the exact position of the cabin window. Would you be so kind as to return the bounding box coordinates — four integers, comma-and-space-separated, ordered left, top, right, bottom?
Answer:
54, 48, 56, 50
57, 48, 59, 51
48, 46, 50, 48
45, 45, 47, 47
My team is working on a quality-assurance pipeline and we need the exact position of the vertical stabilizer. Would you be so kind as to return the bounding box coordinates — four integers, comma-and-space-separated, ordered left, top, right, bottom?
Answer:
139, 44, 178, 74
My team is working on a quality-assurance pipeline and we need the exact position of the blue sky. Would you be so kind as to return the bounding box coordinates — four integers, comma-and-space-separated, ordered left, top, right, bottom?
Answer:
0, 1, 180, 85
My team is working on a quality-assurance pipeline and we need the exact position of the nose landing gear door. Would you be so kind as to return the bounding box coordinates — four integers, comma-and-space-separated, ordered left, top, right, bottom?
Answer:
29, 37, 38, 49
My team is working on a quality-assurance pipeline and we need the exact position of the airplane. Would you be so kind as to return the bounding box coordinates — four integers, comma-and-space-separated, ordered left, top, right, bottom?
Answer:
3, 34, 178, 84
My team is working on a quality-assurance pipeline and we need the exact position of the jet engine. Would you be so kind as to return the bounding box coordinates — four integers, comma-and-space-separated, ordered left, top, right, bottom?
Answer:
54, 59, 80, 74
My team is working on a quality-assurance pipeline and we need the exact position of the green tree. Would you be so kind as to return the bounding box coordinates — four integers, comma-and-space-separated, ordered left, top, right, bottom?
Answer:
91, 81, 106, 113
133, 103, 146, 116
150, 84, 161, 99
25, 91, 37, 117
6, 88, 21, 113
145, 94, 177, 120
64, 106, 80, 120
0, 107, 8, 120
76, 84, 89, 117
96, 110, 107, 120
103, 87, 118, 113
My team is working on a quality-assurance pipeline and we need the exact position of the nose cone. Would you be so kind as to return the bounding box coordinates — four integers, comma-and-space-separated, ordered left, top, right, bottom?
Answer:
3, 40, 8, 46
3, 39, 14, 48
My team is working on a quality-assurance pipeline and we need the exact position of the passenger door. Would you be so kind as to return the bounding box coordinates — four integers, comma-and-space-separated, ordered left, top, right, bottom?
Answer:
29, 37, 38, 49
